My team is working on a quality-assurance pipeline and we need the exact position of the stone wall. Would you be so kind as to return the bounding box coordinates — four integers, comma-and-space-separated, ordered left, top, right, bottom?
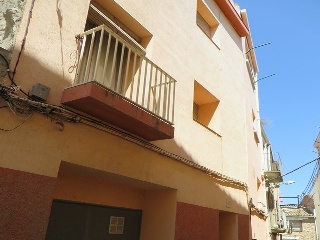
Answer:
282, 219, 317, 240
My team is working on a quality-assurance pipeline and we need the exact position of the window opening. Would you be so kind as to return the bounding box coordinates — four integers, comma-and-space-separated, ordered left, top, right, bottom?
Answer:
290, 220, 303, 232
193, 80, 220, 135
196, 0, 220, 45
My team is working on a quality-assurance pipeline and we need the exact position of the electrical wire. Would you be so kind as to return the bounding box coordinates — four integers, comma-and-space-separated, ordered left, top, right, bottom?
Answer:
299, 161, 319, 202
0, 112, 32, 131
267, 157, 320, 183
0, 85, 268, 219
12, 0, 36, 80
0, 0, 36, 98
0, 52, 14, 81
300, 193, 315, 208
0, 53, 30, 97
301, 164, 317, 195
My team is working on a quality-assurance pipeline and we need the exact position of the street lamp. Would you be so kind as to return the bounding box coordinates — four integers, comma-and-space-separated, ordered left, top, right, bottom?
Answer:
274, 180, 295, 188
282, 180, 295, 185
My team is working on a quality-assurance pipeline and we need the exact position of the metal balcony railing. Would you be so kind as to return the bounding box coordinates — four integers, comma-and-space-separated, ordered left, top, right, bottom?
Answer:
74, 25, 176, 123
245, 41, 257, 86
246, 55, 256, 84
264, 152, 283, 183
271, 161, 282, 172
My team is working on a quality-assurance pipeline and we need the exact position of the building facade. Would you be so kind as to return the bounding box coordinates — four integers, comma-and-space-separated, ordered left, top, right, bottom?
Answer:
281, 205, 317, 240
1, 0, 269, 239
313, 133, 320, 240
261, 127, 287, 240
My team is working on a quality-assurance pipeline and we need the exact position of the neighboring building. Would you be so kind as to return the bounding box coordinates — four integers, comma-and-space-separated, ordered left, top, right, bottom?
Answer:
1, 0, 269, 239
262, 128, 286, 240
281, 205, 317, 240
300, 194, 316, 213
313, 133, 320, 240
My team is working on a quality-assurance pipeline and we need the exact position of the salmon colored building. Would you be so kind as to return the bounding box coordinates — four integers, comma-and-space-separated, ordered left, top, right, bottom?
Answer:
1, 0, 270, 239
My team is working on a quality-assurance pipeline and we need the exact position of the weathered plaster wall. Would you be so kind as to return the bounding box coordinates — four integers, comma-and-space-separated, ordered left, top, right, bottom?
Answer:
0, 0, 26, 80
0, 0, 268, 238
0, 0, 26, 52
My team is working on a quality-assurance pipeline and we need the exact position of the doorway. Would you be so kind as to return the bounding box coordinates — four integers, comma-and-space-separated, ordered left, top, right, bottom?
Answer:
46, 200, 142, 240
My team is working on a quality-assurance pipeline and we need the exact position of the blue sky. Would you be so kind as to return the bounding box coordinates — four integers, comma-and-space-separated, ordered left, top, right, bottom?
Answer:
236, 0, 320, 204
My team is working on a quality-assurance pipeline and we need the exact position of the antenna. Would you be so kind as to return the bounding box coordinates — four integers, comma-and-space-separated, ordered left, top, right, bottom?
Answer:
253, 74, 276, 84
246, 42, 272, 54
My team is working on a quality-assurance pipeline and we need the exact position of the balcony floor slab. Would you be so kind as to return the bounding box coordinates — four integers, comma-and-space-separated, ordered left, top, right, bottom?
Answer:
61, 82, 174, 141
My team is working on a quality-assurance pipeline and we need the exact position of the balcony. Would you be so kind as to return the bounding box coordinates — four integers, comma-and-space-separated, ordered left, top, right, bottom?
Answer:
61, 25, 176, 141
245, 41, 258, 88
264, 161, 283, 184
246, 56, 256, 85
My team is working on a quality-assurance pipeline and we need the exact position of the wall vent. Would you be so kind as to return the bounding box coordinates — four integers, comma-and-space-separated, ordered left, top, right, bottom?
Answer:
109, 216, 125, 234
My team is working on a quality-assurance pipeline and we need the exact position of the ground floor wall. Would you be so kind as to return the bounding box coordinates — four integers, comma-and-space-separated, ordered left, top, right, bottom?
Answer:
0, 164, 253, 240
250, 214, 270, 240
0, 167, 56, 239
0, 115, 263, 239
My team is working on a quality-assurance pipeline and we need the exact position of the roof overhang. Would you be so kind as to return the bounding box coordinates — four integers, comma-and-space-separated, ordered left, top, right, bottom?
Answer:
214, 0, 249, 37
241, 10, 259, 73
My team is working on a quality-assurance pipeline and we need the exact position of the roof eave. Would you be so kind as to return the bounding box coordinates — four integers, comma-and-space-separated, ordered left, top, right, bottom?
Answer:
214, 0, 249, 37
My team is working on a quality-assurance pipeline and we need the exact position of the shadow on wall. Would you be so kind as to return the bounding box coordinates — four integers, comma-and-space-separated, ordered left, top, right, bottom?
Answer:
1, 49, 251, 203
5, 44, 77, 104
0, 50, 255, 239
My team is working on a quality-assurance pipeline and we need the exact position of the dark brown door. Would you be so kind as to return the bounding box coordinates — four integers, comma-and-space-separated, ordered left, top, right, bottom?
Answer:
46, 200, 142, 240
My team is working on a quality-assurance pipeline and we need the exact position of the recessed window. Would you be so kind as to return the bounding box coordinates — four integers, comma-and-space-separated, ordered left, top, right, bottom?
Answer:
196, 0, 220, 45
196, 12, 212, 38
252, 110, 259, 143
289, 220, 302, 232
193, 81, 220, 135
79, 2, 148, 93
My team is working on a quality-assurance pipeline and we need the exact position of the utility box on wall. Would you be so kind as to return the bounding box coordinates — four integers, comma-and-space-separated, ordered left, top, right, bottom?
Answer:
30, 83, 50, 102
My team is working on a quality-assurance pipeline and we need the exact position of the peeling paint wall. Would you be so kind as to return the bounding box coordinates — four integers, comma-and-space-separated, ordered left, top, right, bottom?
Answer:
0, 0, 26, 80
0, 0, 26, 52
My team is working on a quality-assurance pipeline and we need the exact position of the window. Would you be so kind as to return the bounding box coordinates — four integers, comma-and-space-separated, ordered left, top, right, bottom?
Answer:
289, 220, 302, 232
77, 2, 148, 94
73, 2, 175, 124
78, 23, 130, 93
87, 3, 143, 45
196, 12, 211, 38
252, 110, 260, 144
193, 81, 220, 135
196, 0, 220, 46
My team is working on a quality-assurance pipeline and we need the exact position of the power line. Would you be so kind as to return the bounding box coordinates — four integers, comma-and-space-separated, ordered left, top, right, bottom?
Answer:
299, 160, 319, 202
267, 157, 320, 183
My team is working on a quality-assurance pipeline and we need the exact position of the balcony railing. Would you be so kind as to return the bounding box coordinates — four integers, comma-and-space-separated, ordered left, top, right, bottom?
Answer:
245, 41, 257, 87
265, 160, 283, 184
271, 161, 282, 172
246, 55, 256, 85
74, 25, 176, 123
